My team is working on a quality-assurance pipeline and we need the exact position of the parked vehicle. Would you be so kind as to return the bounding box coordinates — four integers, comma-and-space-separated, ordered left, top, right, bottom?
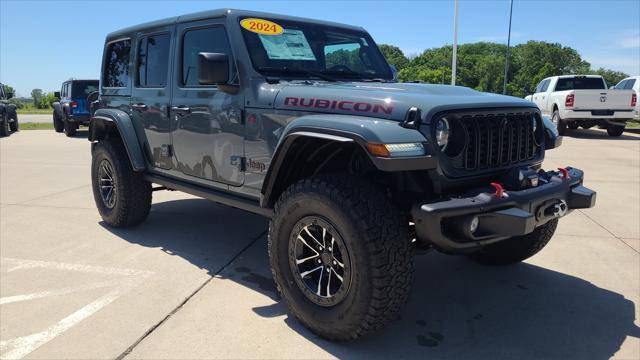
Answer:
613, 76, 639, 120
89, 9, 596, 340
525, 75, 636, 136
0, 83, 18, 136
52, 79, 99, 137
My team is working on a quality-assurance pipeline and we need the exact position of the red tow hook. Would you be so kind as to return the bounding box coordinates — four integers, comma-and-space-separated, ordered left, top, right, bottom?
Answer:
490, 182, 505, 198
558, 167, 570, 180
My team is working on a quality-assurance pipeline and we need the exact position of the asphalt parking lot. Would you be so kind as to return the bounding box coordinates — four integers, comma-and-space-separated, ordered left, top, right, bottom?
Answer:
1, 128, 639, 359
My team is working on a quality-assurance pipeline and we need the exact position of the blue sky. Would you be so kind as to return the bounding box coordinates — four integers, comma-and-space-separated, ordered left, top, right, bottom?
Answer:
1, 0, 638, 96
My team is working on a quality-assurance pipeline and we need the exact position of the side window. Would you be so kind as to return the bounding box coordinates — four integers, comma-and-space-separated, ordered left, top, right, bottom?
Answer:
535, 80, 544, 93
614, 80, 627, 89
625, 79, 636, 90
104, 39, 132, 88
540, 79, 550, 92
137, 33, 171, 87
182, 27, 232, 86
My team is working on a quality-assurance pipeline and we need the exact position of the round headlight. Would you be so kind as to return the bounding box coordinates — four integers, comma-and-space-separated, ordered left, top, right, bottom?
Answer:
436, 118, 450, 150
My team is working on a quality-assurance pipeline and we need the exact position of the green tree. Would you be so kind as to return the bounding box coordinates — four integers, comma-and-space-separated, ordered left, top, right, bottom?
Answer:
378, 44, 409, 70
590, 68, 629, 87
31, 88, 43, 107
2, 84, 15, 97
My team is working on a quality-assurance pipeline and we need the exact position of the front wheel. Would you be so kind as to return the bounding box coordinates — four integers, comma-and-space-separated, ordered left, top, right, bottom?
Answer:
607, 125, 625, 137
53, 112, 64, 133
467, 219, 558, 265
268, 176, 413, 340
91, 138, 152, 227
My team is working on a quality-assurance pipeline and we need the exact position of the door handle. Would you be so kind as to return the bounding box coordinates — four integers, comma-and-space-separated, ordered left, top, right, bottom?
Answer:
132, 103, 148, 111
171, 106, 191, 115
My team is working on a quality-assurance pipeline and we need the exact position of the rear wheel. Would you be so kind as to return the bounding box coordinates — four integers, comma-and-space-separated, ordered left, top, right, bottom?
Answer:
53, 112, 64, 133
9, 114, 18, 132
64, 118, 77, 137
607, 124, 625, 137
91, 138, 152, 227
552, 110, 566, 135
467, 219, 558, 265
269, 176, 413, 340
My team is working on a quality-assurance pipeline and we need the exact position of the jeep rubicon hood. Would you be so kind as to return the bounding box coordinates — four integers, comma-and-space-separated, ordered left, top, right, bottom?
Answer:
273, 82, 536, 123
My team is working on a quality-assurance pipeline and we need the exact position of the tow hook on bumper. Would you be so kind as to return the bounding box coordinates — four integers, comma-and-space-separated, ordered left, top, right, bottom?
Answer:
411, 167, 596, 253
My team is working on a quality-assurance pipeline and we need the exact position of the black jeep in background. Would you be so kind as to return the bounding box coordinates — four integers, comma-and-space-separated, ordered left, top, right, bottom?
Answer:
52, 79, 99, 137
88, 9, 596, 340
0, 83, 18, 136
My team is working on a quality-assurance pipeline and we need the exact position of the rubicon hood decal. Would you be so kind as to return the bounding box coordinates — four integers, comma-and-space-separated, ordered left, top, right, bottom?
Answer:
283, 97, 394, 115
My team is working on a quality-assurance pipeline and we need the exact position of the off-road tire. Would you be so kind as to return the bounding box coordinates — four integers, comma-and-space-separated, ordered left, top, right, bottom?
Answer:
607, 125, 625, 137
552, 110, 566, 136
268, 176, 413, 341
91, 138, 152, 227
64, 118, 77, 137
53, 112, 64, 133
567, 122, 579, 130
9, 114, 18, 132
0, 113, 9, 137
467, 219, 558, 265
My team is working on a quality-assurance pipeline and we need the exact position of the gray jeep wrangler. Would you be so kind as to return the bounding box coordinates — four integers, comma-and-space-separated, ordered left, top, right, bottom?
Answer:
0, 83, 18, 136
89, 9, 596, 340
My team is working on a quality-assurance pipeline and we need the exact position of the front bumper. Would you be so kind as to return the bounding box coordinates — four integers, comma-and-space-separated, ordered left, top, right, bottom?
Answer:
411, 167, 596, 253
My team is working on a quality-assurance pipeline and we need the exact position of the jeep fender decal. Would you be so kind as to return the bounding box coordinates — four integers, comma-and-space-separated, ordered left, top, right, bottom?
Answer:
283, 97, 393, 115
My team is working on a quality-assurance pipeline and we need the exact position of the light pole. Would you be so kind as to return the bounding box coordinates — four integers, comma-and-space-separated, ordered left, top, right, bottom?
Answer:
451, 0, 458, 86
503, 0, 514, 94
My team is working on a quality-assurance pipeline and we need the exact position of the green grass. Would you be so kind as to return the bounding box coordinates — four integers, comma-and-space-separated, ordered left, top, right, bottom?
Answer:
17, 108, 52, 115
19, 122, 54, 130
625, 120, 640, 129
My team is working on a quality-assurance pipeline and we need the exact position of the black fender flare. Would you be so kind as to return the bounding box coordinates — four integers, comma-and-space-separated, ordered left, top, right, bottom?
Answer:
52, 102, 63, 118
542, 114, 562, 150
89, 109, 147, 171
260, 114, 435, 207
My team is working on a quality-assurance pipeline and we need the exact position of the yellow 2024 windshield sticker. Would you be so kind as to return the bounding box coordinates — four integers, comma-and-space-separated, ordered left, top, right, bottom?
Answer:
240, 18, 284, 36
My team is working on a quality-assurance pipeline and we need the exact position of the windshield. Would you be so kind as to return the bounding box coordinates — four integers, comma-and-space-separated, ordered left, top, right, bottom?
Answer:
240, 17, 393, 81
72, 81, 99, 98
555, 77, 606, 91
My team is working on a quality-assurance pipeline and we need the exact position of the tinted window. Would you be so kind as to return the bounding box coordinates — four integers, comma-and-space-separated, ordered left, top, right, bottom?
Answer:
72, 81, 99, 98
614, 80, 628, 89
540, 79, 550, 92
555, 77, 605, 91
138, 33, 171, 87
104, 39, 131, 87
625, 79, 636, 90
182, 27, 232, 86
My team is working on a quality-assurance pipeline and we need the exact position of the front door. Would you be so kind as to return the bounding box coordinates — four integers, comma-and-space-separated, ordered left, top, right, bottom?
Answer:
170, 19, 244, 186
131, 26, 174, 169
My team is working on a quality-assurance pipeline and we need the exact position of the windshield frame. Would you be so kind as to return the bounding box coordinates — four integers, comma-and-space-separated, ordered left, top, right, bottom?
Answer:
238, 16, 394, 82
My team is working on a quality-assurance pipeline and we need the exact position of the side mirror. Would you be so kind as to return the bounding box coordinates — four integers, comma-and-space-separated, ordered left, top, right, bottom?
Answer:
390, 65, 398, 81
54, 91, 61, 98
198, 52, 229, 85
6, 92, 13, 99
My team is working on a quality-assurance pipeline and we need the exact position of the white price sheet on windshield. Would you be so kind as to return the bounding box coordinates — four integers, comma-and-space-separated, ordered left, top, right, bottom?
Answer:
258, 29, 316, 61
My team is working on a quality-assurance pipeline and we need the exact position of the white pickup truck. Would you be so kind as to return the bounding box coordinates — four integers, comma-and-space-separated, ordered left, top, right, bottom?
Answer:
525, 75, 636, 137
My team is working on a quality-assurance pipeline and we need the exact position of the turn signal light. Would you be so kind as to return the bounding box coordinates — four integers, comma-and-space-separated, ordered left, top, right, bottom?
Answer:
632, 93, 637, 107
366, 143, 391, 157
70, 101, 78, 108
565, 94, 574, 108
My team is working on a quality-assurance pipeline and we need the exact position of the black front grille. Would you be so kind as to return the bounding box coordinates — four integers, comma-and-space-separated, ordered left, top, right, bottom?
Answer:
441, 110, 541, 173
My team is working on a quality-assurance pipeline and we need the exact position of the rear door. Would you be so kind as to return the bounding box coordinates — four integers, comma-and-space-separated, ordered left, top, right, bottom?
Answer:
170, 19, 244, 186
71, 81, 98, 115
131, 27, 174, 169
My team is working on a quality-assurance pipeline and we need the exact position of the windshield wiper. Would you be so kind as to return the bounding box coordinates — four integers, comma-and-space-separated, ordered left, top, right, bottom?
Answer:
257, 66, 337, 82
320, 69, 388, 82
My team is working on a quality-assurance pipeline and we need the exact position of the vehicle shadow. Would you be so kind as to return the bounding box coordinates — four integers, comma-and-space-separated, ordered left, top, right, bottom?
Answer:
103, 198, 639, 360
564, 128, 639, 140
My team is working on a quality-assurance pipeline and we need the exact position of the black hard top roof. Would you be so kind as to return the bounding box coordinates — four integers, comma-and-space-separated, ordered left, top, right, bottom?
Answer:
106, 8, 364, 40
